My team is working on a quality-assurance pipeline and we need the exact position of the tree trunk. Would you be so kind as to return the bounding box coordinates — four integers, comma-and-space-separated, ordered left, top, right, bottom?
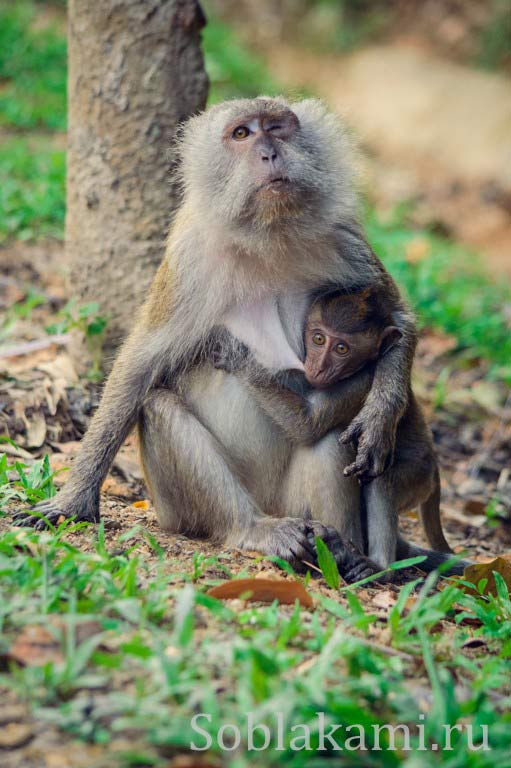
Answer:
66, 0, 208, 368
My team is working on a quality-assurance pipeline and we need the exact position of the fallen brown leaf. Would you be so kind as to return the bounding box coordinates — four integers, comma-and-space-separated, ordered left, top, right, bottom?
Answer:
207, 578, 313, 608
404, 596, 418, 613
371, 590, 398, 610
0, 722, 34, 749
132, 499, 150, 510
421, 330, 458, 358
7, 625, 64, 667
463, 499, 487, 516
462, 553, 511, 596
5, 619, 102, 668
101, 476, 136, 499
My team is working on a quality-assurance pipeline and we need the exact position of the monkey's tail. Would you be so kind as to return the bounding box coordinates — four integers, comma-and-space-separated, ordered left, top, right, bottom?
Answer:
396, 536, 469, 576
419, 466, 452, 553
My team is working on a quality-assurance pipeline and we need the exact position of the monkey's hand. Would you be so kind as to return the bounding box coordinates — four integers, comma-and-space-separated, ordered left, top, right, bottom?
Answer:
339, 406, 397, 481
211, 330, 251, 373
12, 486, 100, 530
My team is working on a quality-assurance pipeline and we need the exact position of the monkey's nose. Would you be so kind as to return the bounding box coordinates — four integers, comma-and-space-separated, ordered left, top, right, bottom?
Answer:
258, 144, 278, 164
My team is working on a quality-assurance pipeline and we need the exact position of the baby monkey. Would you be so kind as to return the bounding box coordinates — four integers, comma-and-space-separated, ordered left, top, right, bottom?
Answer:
303, 290, 402, 390
215, 287, 452, 573
303, 288, 451, 568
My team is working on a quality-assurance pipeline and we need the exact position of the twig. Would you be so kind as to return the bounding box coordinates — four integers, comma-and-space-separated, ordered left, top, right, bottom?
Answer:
0, 334, 71, 359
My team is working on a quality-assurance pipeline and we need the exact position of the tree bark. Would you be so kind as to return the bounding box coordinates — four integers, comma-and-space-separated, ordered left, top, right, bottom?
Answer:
66, 0, 208, 368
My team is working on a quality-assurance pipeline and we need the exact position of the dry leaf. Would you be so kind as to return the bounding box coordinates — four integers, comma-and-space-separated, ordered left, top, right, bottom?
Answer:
132, 499, 150, 510
0, 722, 34, 749
463, 499, 487, 516
7, 625, 64, 667
462, 554, 511, 596
101, 477, 135, 499
53, 440, 81, 455
404, 596, 418, 612
372, 590, 398, 610
207, 578, 313, 608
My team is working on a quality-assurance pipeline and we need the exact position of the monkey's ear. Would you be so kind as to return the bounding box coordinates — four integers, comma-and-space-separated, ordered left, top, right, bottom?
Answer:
379, 326, 403, 356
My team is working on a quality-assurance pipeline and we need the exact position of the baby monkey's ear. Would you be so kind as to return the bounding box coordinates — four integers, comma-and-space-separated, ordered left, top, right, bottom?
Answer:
379, 326, 403, 356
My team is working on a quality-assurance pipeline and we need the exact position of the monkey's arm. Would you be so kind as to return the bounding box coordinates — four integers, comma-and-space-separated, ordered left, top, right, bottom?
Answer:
335, 229, 418, 480
13, 260, 182, 527
341, 298, 416, 479
243, 366, 371, 444
14, 327, 166, 527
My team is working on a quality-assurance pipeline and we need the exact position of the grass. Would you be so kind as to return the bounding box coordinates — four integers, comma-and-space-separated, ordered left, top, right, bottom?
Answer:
0, 514, 510, 765
477, 0, 511, 70
366, 211, 511, 384
0, 448, 60, 506
0, 135, 65, 242
203, 19, 279, 104
0, 2, 67, 131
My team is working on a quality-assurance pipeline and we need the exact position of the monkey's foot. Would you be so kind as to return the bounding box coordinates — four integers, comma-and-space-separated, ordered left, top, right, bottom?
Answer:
12, 490, 100, 530
239, 517, 326, 568
336, 540, 382, 584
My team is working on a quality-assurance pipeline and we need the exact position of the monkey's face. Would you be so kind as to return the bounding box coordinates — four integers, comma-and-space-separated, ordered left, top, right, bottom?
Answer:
180, 98, 349, 230
221, 107, 303, 221
304, 322, 381, 389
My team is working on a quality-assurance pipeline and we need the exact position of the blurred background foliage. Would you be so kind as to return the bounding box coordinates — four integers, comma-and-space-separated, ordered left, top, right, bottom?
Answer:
0, 0, 509, 380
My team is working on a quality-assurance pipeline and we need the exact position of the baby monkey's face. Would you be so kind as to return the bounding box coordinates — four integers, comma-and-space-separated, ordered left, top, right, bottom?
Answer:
304, 320, 381, 389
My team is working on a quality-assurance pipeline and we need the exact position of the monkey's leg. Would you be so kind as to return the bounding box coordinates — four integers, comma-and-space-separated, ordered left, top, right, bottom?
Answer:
364, 476, 399, 571
139, 389, 318, 565
282, 432, 364, 551
365, 458, 458, 572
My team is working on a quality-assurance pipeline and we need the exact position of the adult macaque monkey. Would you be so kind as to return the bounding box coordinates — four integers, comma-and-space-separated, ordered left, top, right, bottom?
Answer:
222, 288, 458, 574
16, 96, 437, 573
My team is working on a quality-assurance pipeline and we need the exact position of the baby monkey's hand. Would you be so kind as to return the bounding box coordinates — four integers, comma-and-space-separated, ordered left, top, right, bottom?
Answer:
210, 330, 251, 373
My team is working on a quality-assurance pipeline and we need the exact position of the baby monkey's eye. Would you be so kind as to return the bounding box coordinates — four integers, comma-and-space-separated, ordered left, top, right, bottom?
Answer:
312, 332, 326, 346
232, 126, 250, 140
335, 343, 349, 355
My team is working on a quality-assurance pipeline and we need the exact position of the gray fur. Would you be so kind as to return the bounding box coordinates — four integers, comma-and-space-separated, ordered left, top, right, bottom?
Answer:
14, 97, 462, 578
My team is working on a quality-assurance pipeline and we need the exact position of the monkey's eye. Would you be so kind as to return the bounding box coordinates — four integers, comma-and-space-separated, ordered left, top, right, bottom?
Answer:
232, 126, 250, 140
312, 332, 326, 346
335, 343, 349, 356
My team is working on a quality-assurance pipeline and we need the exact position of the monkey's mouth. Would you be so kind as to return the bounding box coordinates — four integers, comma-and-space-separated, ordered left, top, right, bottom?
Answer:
305, 373, 334, 389
259, 176, 292, 193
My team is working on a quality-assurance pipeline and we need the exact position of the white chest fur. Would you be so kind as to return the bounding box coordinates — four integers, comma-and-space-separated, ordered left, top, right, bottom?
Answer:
222, 294, 306, 372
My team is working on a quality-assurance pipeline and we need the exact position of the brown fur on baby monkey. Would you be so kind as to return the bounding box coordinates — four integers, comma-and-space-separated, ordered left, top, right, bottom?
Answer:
304, 289, 402, 389
302, 288, 452, 564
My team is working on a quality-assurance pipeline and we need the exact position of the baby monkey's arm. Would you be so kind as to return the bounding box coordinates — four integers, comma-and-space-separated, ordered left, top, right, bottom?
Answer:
246, 363, 371, 445
210, 329, 370, 443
